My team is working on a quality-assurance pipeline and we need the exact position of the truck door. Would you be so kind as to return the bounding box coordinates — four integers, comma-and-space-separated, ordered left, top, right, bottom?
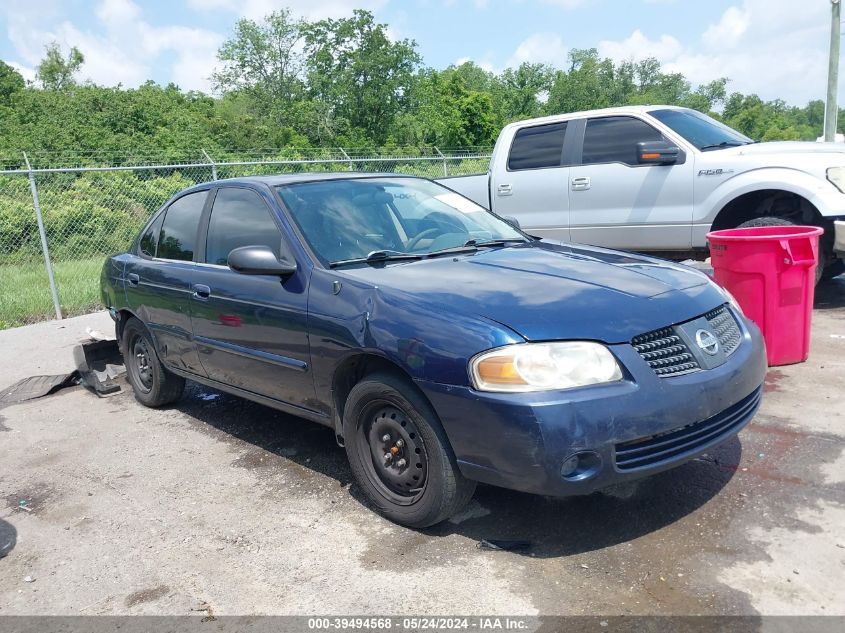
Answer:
490, 121, 570, 241
568, 115, 693, 251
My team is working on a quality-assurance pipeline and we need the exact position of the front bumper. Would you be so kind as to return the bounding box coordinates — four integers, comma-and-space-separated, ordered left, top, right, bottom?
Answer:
834, 220, 845, 256
417, 310, 767, 497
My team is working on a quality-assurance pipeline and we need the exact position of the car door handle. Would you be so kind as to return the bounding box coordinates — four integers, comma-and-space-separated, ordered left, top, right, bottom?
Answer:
571, 177, 591, 191
497, 183, 513, 196
127, 273, 139, 286
192, 284, 211, 300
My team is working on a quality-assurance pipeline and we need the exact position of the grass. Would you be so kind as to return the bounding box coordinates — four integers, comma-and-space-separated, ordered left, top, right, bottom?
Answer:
0, 257, 104, 329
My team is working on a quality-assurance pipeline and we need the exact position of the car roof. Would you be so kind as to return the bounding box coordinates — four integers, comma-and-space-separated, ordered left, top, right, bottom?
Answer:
206, 172, 413, 188
501, 104, 687, 131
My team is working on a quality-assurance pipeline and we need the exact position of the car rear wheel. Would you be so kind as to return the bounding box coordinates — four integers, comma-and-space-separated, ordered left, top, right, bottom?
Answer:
736, 216, 829, 285
342, 372, 475, 528
122, 317, 185, 407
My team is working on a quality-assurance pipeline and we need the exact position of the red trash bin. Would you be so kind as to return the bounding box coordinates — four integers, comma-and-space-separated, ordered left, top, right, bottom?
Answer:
706, 225, 823, 366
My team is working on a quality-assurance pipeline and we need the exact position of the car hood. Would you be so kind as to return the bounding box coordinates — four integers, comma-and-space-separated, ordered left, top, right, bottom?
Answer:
727, 141, 845, 157
339, 241, 726, 343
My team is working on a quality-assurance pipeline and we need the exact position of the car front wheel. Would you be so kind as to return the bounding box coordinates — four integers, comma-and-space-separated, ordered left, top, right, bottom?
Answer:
122, 317, 185, 407
342, 372, 476, 528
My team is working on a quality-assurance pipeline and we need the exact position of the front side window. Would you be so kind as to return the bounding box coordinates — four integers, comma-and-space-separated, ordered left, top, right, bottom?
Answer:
205, 188, 282, 266
139, 212, 164, 257
581, 116, 665, 166
157, 191, 207, 261
277, 177, 525, 266
508, 122, 568, 171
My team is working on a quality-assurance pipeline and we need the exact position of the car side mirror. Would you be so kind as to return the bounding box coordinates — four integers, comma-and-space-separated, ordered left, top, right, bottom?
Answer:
636, 141, 680, 165
228, 245, 297, 277
503, 216, 521, 229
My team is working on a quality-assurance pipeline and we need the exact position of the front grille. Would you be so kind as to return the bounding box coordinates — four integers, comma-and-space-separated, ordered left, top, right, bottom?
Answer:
705, 305, 742, 356
614, 387, 762, 471
631, 328, 700, 377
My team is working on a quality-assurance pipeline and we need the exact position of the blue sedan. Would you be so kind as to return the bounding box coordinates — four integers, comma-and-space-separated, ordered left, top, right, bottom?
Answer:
101, 174, 767, 527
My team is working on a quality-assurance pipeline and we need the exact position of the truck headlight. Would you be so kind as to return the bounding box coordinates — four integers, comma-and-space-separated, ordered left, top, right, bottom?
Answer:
470, 342, 623, 392
827, 167, 845, 193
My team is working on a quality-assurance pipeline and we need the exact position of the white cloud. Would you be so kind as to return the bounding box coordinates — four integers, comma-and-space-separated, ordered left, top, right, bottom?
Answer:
0, 0, 223, 91
702, 5, 750, 50
187, 0, 388, 21
504, 32, 568, 69
539, 0, 593, 8
598, 29, 682, 65
595, 0, 834, 104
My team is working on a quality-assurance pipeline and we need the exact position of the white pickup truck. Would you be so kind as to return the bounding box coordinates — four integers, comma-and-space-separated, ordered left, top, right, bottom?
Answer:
439, 105, 845, 280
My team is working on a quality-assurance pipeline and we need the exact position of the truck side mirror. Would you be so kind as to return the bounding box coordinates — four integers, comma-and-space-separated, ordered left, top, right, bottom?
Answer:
503, 216, 521, 229
636, 141, 681, 165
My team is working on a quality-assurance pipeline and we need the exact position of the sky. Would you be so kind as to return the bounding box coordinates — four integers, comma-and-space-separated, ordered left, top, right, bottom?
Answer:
0, 0, 837, 106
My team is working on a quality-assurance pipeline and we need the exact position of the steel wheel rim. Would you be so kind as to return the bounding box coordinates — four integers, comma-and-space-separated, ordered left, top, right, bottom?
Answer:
131, 336, 153, 393
356, 401, 429, 506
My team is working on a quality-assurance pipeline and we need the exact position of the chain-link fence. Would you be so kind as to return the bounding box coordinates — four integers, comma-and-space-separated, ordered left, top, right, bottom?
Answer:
0, 148, 492, 329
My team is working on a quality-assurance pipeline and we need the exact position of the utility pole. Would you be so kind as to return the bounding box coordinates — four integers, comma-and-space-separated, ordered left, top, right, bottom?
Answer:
825, 0, 841, 142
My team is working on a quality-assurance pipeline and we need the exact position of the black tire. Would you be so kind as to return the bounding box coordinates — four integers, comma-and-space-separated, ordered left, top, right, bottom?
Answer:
821, 258, 845, 280
342, 372, 476, 528
122, 317, 185, 407
736, 216, 828, 285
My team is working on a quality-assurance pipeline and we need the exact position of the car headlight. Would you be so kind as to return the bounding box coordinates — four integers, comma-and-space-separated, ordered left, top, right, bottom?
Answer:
827, 167, 845, 193
470, 342, 623, 393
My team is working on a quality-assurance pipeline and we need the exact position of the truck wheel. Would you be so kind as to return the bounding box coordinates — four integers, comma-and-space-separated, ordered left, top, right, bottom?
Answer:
122, 317, 185, 407
736, 217, 828, 285
342, 372, 476, 528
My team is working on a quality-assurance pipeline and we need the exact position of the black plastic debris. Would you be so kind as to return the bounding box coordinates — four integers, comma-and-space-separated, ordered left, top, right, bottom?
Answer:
73, 339, 125, 397
477, 539, 531, 551
0, 373, 79, 407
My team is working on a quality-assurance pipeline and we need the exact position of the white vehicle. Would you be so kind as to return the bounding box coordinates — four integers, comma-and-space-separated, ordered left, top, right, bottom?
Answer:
439, 105, 845, 281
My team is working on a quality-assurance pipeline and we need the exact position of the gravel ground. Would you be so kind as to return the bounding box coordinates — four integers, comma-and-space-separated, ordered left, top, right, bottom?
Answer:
0, 280, 843, 616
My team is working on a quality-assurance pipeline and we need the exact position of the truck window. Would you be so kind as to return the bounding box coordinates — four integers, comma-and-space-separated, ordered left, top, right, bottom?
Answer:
581, 116, 665, 166
157, 191, 207, 261
508, 122, 567, 171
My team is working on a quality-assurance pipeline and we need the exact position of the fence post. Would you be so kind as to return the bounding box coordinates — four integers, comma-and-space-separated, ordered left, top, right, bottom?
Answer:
433, 146, 448, 177
339, 147, 354, 171
202, 149, 218, 180
23, 152, 62, 320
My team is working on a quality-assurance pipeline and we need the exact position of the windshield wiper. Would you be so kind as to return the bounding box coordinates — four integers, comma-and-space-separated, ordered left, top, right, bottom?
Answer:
463, 238, 528, 248
700, 140, 751, 151
329, 250, 423, 268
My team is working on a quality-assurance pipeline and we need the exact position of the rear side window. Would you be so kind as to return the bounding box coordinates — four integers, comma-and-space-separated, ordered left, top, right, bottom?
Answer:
157, 191, 207, 261
581, 116, 665, 166
508, 122, 567, 171
205, 188, 281, 266
139, 213, 164, 257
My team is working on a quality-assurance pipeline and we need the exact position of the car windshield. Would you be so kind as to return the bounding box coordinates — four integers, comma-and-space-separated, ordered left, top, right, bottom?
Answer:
276, 177, 526, 266
649, 108, 754, 151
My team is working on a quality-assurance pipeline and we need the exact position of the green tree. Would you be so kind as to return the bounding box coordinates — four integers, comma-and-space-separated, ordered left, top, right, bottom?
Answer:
0, 61, 25, 103
35, 42, 84, 91
304, 9, 420, 145
213, 9, 306, 104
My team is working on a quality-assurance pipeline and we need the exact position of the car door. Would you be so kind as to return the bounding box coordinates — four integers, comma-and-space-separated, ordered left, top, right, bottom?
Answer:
123, 189, 208, 375
189, 185, 316, 411
568, 115, 694, 251
490, 120, 571, 241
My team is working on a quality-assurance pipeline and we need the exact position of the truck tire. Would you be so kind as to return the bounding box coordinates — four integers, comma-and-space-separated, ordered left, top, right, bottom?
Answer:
736, 216, 829, 285
122, 317, 185, 407
342, 371, 476, 528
